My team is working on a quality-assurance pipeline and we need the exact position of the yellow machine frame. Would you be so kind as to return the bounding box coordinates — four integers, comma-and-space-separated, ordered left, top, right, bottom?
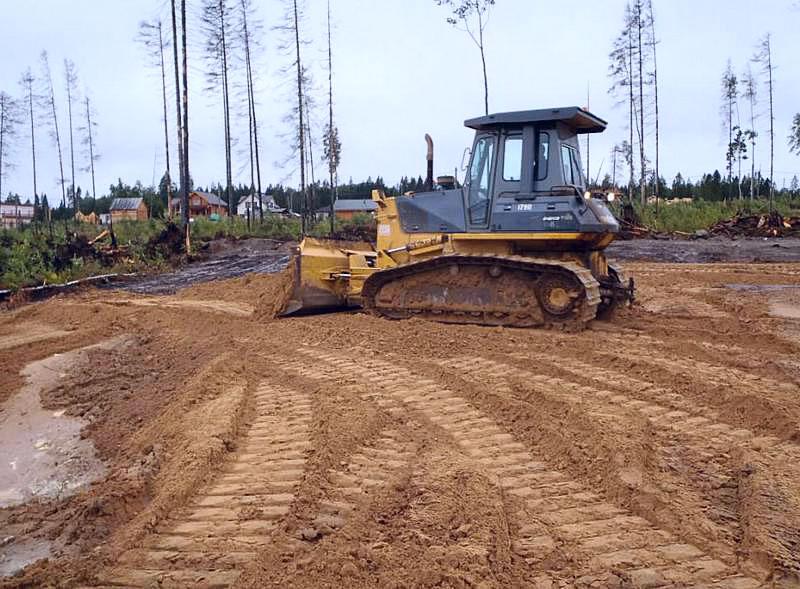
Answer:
284, 190, 616, 313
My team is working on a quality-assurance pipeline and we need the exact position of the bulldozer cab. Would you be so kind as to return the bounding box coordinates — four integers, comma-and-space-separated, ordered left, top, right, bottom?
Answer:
462, 107, 604, 231
391, 107, 617, 237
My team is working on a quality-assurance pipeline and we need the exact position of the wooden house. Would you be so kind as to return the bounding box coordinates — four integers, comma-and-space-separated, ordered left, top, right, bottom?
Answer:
110, 198, 148, 222
171, 191, 228, 219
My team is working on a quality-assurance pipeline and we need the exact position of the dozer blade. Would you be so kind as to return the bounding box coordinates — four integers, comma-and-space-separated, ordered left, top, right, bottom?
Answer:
277, 237, 373, 317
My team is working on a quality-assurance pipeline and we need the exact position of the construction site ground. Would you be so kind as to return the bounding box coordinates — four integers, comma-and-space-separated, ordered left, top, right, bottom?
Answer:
2, 237, 800, 588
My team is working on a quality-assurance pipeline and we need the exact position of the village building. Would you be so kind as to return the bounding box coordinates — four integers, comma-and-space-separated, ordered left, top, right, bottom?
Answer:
0, 203, 35, 228
320, 199, 378, 221
171, 191, 228, 219
110, 198, 148, 222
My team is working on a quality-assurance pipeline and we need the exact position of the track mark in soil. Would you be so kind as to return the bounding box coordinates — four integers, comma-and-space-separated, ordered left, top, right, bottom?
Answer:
295, 348, 760, 587
510, 351, 793, 451
89, 298, 254, 317
0, 322, 72, 351
94, 383, 312, 588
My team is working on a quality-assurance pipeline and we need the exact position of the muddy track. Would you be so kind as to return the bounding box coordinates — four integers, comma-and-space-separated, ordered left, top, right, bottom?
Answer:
88, 383, 312, 587
293, 347, 762, 587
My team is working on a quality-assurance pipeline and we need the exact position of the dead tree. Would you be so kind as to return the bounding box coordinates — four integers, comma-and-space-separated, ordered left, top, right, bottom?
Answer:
239, 0, 264, 221
633, 0, 646, 205
170, 0, 185, 222
324, 0, 341, 234
64, 59, 79, 213
645, 0, 660, 205
0, 92, 22, 203
19, 69, 38, 203
201, 0, 236, 217
80, 96, 99, 201
741, 66, 758, 199
435, 0, 495, 115
40, 51, 67, 217
753, 34, 775, 209
179, 0, 191, 246
721, 60, 738, 199
609, 5, 638, 203
138, 19, 174, 217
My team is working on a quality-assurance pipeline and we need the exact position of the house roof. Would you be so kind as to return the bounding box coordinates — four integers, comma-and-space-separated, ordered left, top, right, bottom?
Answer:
464, 107, 607, 134
192, 191, 226, 206
333, 199, 378, 212
110, 198, 143, 211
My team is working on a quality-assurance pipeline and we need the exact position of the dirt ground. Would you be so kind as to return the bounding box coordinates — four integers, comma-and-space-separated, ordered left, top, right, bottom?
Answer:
2, 241, 800, 588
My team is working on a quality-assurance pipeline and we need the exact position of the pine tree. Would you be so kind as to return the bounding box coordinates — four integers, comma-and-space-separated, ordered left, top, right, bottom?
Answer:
0, 93, 22, 203
753, 34, 775, 209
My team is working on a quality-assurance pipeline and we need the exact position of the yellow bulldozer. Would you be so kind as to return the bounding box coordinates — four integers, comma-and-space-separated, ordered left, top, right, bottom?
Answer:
278, 107, 634, 329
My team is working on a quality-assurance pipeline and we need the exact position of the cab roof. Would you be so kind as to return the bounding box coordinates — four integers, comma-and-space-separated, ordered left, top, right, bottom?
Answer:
464, 107, 607, 134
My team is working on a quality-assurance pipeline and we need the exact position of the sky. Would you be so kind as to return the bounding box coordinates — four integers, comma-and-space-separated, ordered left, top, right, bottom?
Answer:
1, 0, 799, 203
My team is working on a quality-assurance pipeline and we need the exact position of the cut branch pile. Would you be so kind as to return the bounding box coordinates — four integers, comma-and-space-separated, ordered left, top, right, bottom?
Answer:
707, 211, 800, 238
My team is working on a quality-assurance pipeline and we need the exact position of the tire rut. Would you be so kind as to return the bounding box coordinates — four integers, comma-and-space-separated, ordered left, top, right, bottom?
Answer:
92, 383, 312, 588
295, 347, 761, 587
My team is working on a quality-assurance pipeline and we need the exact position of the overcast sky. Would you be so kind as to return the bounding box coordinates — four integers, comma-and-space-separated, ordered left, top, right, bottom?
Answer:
1, 0, 799, 202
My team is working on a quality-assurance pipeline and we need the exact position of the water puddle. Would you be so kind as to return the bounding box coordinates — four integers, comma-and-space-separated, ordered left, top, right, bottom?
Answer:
0, 339, 127, 508
0, 537, 51, 578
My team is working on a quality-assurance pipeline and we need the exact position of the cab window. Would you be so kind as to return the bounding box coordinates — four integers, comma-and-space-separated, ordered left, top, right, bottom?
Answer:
535, 132, 550, 181
560, 144, 582, 186
502, 136, 522, 181
467, 135, 495, 225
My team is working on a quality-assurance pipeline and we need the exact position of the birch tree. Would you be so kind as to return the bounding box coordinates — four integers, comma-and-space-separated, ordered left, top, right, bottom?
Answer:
201, 0, 236, 217
741, 67, 758, 199
19, 69, 39, 202
40, 51, 67, 215
138, 19, 174, 216
435, 0, 495, 115
753, 34, 775, 208
0, 93, 22, 202
64, 59, 80, 212
324, 0, 342, 234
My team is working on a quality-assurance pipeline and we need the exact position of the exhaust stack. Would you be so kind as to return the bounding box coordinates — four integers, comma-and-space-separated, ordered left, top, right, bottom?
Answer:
425, 133, 434, 191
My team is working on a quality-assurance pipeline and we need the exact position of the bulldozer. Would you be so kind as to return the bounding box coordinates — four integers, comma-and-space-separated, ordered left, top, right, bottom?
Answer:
278, 106, 634, 329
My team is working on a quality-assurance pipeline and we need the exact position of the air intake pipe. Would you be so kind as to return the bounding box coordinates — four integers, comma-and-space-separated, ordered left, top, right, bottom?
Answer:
424, 133, 434, 192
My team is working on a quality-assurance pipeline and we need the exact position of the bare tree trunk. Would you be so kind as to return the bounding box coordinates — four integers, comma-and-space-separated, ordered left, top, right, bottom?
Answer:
766, 39, 774, 210
170, 0, 184, 221
65, 60, 78, 216
155, 22, 174, 219
647, 0, 660, 209
240, 0, 262, 222
217, 0, 234, 219
292, 0, 307, 235
749, 92, 756, 200
181, 0, 191, 248
477, 7, 488, 116
636, 1, 646, 206
327, 0, 335, 234
22, 71, 38, 203
41, 52, 67, 229
84, 97, 97, 201
627, 24, 634, 203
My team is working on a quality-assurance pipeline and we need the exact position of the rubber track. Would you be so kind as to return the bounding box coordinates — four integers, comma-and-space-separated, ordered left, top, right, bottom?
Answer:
294, 347, 762, 587
361, 254, 601, 329
93, 384, 312, 588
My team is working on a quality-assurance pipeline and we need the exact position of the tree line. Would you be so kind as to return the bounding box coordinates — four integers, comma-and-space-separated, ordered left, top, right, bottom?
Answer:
607, 1, 798, 209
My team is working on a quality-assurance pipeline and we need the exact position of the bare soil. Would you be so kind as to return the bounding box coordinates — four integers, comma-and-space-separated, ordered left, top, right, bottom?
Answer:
1, 242, 800, 587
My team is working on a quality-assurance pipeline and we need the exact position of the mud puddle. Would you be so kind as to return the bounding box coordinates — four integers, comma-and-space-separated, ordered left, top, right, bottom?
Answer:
120, 238, 291, 295
0, 337, 128, 508
0, 537, 51, 578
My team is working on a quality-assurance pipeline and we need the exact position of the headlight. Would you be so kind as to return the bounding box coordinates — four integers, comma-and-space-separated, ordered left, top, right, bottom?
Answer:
606, 192, 616, 202
584, 191, 592, 199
